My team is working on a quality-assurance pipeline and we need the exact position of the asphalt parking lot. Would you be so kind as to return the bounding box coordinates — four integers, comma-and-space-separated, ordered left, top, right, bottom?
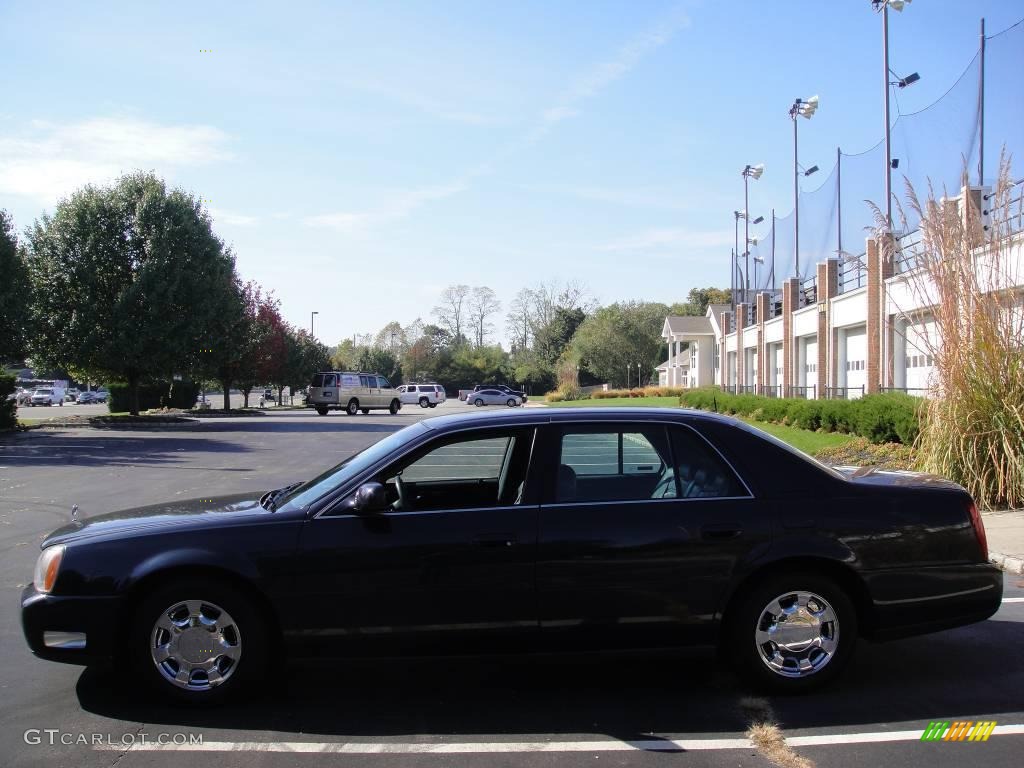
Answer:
1, 401, 1022, 768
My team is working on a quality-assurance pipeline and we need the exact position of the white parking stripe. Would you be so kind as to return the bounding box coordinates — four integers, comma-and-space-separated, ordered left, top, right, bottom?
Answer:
96, 725, 1024, 754
1002, 597, 1024, 603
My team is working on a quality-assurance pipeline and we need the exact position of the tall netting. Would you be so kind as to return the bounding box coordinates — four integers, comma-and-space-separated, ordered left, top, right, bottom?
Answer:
798, 162, 839, 278
839, 138, 886, 257
890, 52, 981, 233
984, 19, 1024, 181
772, 209, 796, 287
721, 17, 1022, 301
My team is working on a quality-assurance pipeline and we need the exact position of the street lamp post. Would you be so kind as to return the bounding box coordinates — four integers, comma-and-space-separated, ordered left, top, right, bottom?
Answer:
311, 311, 318, 337
788, 95, 819, 279
626, 364, 630, 390
741, 165, 764, 303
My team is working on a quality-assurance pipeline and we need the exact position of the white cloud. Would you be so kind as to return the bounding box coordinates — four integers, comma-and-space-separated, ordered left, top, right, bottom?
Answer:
303, 180, 470, 231
598, 227, 732, 254
208, 207, 257, 226
0, 116, 232, 204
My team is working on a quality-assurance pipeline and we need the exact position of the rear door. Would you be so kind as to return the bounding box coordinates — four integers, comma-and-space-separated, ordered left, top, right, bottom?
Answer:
536, 419, 770, 648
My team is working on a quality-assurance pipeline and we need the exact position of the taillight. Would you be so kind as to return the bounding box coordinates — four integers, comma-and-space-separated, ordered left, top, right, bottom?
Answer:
967, 501, 988, 560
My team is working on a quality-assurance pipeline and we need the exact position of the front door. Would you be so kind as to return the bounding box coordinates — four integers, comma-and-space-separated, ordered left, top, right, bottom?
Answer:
537, 420, 769, 649
294, 427, 540, 654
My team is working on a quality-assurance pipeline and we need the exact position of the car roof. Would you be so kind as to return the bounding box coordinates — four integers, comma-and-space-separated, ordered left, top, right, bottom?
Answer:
420, 406, 740, 432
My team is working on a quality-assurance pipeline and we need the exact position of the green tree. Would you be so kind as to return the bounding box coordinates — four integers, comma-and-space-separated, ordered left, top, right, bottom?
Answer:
358, 347, 403, 385
23, 173, 238, 414
670, 286, 731, 316
0, 210, 30, 364
571, 301, 669, 387
534, 306, 586, 366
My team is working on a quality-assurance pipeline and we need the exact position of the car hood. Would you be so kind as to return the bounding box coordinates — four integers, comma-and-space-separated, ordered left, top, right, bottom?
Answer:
42, 492, 281, 547
832, 465, 965, 491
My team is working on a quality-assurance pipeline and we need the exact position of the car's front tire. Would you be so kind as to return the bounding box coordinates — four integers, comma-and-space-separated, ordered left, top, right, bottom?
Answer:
727, 571, 856, 693
506, 398, 517, 407
389, 399, 400, 414
130, 578, 268, 706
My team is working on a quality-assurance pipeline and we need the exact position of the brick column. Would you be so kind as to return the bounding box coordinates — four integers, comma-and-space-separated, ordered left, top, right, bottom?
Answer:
756, 293, 769, 395
865, 238, 894, 393
781, 278, 799, 397
719, 311, 731, 388
736, 303, 748, 390
816, 260, 839, 399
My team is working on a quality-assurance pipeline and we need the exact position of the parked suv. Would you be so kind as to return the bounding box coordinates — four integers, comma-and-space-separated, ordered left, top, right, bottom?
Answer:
398, 383, 446, 408
307, 371, 401, 416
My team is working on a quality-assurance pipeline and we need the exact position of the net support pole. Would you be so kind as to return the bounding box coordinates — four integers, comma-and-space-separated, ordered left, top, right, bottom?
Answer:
978, 17, 985, 187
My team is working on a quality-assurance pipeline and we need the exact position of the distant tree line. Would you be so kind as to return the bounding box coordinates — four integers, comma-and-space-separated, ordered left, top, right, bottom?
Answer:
329, 283, 731, 394
0, 173, 330, 414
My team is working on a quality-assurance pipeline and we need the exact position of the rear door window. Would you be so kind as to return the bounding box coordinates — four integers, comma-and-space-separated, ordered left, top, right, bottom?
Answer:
555, 426, 675, 502
669, 426, 748, 498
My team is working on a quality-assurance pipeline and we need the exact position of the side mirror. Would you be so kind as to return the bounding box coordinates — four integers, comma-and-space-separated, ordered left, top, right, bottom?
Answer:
350, 482, 388, 513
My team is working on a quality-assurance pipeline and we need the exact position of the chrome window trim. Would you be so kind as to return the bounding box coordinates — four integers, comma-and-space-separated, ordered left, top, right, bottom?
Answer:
314, 503, 538, 521
541, 496, 755, 509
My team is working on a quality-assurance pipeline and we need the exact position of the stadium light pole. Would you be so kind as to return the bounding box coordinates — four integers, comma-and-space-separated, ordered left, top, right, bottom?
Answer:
872, 0, 914, 231
788, 95, 819, 279
741, 165, 764, 303
311, 310, 318, 337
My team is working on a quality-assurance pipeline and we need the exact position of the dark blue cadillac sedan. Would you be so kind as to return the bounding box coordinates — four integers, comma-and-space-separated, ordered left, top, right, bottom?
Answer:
22, 408, 1001, 704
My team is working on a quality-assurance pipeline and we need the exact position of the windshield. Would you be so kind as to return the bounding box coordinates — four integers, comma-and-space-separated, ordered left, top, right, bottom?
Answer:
276, 422, 429, 512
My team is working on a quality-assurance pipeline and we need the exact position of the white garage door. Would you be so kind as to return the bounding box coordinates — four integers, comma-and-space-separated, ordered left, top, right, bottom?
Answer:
845, 326, 867, 397
905, 318, 937, 392
803, 338, 817, 396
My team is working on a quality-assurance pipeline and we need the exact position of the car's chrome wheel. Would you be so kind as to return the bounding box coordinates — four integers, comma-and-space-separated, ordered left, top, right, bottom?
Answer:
149, 599, 242, 691
753, 590, 838, 678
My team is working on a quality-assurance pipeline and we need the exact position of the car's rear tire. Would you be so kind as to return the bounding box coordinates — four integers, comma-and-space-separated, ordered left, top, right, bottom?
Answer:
129, 578, 268, 706
346, 399, 359, 416
389, 399, 400, 414
315, 407, 328, 416
474, 398, 484, 407
428, 403, 437, 408
727, 571, 856, 693
418, 397, 429, 408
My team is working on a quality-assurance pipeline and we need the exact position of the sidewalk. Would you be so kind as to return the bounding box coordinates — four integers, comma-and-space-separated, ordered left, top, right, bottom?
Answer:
983, 509, 1024, 574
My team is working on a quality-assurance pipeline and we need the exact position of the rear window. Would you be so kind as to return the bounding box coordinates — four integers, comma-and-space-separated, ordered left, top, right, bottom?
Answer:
311, 374, 325, 387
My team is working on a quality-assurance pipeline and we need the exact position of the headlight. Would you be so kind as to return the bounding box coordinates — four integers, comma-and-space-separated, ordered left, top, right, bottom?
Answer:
33, 545, 66, 594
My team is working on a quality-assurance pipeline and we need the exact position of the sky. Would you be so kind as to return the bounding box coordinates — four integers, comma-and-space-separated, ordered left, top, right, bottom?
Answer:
2, 0, 1022, 348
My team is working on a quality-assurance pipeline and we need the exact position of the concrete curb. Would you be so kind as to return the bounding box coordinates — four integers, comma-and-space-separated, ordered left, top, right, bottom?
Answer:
36, 421, 201, 431
989, 551, 1024, 575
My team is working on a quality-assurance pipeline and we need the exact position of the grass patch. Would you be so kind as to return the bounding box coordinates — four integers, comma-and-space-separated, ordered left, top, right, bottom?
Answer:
739, 418, 856, 455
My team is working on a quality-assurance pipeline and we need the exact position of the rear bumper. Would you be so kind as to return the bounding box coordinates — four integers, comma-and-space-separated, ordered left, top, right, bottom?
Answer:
863, 562, 1003, 641
21, 585, 123, 665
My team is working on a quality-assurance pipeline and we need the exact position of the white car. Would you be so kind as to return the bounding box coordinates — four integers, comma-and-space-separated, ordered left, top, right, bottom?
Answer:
466, 389, 522, 407
398, 383, 446, 408
29, 388, 64, 406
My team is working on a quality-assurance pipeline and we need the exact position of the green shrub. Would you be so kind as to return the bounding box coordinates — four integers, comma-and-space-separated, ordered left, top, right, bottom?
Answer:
0, 374, 16, 428
108, 380, 200, 412
853, 393, 921, 444
814, 437, 917, 470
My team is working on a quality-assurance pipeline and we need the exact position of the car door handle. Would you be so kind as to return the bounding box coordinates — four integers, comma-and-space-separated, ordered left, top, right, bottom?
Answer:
473, 535, 516, 548
700, 524, 742, 540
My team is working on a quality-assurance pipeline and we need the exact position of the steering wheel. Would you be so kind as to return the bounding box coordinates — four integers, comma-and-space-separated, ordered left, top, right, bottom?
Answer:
393, 473, 410, 510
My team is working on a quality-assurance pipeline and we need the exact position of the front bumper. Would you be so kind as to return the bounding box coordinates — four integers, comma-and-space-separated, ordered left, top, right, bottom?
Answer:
21, 585, 123, 665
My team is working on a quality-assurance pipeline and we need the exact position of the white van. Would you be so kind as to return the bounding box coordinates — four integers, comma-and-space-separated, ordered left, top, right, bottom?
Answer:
307, 371, 401, 416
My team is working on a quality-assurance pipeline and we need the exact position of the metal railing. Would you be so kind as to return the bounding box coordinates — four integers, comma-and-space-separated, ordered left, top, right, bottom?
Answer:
758, 384, 783, 398
983, 178, 1024, 234
893, 229, 925, 275
825, 385, 865, 399
746, 304, 756, 327
736, 385, 757, 394
799, 276, 817, 307
879, 387, 931, 396
786, 385, 816, 399
838, 255, 867, 293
